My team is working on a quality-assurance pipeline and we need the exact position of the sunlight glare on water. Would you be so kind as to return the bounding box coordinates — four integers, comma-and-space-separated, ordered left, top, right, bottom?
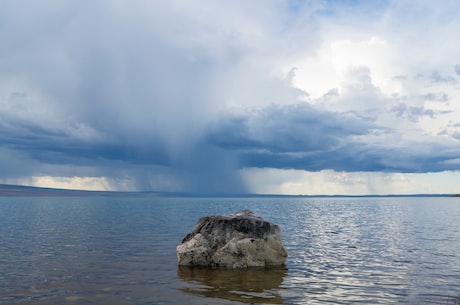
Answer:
0, 196, 459, 304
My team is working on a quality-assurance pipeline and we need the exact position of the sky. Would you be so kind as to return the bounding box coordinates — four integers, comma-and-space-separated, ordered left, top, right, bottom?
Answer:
1, 0, 460, 195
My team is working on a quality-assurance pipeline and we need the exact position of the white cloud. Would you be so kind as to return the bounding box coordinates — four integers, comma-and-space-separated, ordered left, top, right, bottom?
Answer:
242, 168, 460, 195
28, 176, 112, 191
290, 36, 402, 99
1, 0, 460, 194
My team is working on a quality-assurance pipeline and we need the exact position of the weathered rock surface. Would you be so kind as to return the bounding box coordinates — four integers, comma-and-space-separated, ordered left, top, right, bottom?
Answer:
176, 210, 287, 268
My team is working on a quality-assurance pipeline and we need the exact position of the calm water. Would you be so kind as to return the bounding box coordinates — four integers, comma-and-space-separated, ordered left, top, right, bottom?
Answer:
0, 196, 459, 304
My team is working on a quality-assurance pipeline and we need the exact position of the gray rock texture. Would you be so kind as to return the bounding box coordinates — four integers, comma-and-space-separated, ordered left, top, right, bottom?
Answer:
176, 210, 287, 268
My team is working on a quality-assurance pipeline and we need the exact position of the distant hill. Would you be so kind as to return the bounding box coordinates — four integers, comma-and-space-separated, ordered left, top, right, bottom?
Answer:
0, 184, 458, 197
0, 184, 103, 197
0, 184, 194, 197
0, 184, 142, 197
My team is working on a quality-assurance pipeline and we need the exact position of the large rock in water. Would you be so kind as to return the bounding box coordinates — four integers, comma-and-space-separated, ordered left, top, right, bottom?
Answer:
176, 210, 287, 268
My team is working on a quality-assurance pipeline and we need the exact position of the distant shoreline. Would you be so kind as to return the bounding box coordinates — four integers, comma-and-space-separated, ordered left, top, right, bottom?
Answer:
0, 184, 458, 198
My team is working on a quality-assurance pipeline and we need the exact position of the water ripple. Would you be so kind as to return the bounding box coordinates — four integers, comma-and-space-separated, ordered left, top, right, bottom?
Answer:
0, 196, 459, 304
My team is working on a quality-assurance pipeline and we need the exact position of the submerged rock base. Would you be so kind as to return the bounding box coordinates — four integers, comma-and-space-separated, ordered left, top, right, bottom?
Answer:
176, 210, 287, 269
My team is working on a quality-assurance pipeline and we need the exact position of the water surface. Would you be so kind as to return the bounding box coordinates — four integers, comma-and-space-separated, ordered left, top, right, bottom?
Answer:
0, 196, 459, 304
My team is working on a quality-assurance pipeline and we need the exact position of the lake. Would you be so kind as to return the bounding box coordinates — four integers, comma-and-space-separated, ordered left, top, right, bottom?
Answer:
0, 196, 459, 304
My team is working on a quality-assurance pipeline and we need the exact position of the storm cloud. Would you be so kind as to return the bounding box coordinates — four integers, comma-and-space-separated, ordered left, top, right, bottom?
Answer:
1, 0, 460, 193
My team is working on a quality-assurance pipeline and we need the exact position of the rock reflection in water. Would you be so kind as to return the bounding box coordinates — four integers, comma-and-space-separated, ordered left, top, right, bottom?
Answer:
177, 266, 287, 304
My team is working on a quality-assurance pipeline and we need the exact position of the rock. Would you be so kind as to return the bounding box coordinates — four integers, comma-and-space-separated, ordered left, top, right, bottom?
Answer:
176, 210, 287, 268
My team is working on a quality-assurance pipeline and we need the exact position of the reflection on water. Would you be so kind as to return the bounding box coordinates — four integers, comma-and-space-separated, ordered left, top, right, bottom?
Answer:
1, 196, 460, 304
277, 197, 460, 304
178, 266, 287, 304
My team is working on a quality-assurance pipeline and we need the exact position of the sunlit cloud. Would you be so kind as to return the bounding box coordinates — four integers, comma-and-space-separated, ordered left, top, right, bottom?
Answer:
242, 168, 460, 195
28, 176, 112, 191
1, 0, 460, 194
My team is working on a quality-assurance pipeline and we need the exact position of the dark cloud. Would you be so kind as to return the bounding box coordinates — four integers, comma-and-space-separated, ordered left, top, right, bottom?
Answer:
0, 0, 258, 192
453, 132, 460, 140
431, 71, 457, 84
391, 103, 435, 122
206, 102, 460, 173
455, 64, 460, 75
1, 0, 460, 192
420, 92, 449, 102
207, 103, 372, 154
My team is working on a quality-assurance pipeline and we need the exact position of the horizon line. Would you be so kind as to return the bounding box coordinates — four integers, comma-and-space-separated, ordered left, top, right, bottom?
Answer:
0, 184, 458, 198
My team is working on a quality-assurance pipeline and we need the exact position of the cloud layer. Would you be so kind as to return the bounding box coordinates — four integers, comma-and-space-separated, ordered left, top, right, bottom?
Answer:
1, 0, 460, 193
